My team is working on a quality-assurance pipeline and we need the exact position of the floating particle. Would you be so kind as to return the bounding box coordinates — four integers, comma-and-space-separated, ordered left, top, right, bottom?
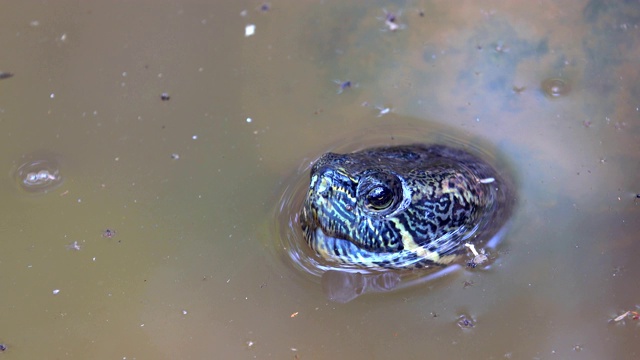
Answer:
160, 93, 170, 101
102, 229, 116, 238
0, 72, 13, 80
379, 9, 406, 32
171, 153, 180, 160
610, 310, 640, 323
245, 24, 256, 37
53, 289, 60, 295
376, 106, 392, 117
0, 343, 6, 351
457, 314, 475, 329
613, 311, 630, 322
339, 80, 351, 92
465, 243, 488, 267
66, 241, 81, 251
334, 80, 353, 94
494, 42, 509, 53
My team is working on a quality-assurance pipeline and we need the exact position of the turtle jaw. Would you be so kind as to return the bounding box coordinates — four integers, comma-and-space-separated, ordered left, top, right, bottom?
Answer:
309, 227, 363, 266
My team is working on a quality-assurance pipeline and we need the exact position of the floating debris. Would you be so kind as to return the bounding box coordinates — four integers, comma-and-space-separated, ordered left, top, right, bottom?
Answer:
611, 310, 640, 323
379, 9, 406, 32
465, 243, 488, 267
361, 101, 393, 117
160, 93, 170, 101
0, 343, 6, 351
66, 241, 81, 251
494, 41, 509, 53
457, 314, 475, 329
613, 311, 630, 322
375, 106, 392, 117
245, 24, 256, 37
102, 229, 116, 239
333, 80, 354, 94
0, 72, 13, 80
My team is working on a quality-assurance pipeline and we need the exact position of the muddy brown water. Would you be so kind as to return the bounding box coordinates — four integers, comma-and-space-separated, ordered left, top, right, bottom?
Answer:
1, 1, 639, 359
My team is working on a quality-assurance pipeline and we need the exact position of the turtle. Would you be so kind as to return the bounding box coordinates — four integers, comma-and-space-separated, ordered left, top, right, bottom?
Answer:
299, 144, 514, 270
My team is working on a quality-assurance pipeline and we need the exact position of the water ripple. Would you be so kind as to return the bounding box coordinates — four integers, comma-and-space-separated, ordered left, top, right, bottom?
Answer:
13, 152, 64, 194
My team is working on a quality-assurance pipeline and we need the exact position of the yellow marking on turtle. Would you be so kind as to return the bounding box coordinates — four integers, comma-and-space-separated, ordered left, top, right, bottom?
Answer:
389, 218, 458, 264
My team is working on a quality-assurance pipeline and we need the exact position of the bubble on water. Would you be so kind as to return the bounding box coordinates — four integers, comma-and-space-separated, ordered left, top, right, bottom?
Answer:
13, 152, 64, 193
541, 78, 571, 98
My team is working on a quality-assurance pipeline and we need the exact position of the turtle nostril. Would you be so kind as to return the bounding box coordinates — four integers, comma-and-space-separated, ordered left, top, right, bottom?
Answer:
315, 173, 334, 198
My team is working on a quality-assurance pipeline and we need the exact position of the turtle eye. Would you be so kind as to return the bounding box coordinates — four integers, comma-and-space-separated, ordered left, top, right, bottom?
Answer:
365, 185, 394, 210
357, 171, 404, 215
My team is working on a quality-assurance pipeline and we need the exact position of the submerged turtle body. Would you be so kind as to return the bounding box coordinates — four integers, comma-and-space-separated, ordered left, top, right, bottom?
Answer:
299, 144, 513, 270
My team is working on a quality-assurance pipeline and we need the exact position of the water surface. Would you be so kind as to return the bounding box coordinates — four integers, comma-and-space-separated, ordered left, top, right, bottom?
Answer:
0, 1, 639, 359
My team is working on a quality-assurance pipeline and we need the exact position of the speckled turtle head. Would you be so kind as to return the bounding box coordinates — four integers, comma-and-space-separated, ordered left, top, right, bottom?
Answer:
299, 144, 513, 270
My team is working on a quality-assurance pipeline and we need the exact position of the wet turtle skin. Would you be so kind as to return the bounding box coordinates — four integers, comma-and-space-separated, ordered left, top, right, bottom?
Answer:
300, 144, 513, 270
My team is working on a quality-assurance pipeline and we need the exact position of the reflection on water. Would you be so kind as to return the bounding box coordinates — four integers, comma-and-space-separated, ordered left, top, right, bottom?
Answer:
541, 77, 572, 98
0, 0, 639, 359
322, 270, 401, 303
